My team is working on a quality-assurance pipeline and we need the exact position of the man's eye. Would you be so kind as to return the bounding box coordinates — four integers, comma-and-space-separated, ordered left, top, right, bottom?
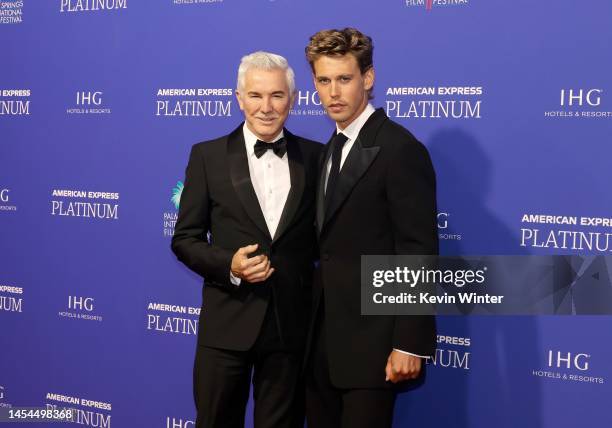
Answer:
318, 78, 330, 84
340, 77, 351, 82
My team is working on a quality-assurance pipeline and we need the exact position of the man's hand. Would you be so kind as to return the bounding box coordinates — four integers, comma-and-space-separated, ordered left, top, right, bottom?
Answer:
385, 350, 422, 383
231, 244, 274, 283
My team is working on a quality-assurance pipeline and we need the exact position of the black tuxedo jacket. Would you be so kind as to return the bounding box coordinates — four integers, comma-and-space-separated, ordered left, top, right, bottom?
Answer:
172, 124, 322, 351
313, 108, 438, 388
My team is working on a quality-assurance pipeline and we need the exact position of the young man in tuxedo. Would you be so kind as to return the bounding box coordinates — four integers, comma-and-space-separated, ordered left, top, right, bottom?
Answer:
304, 28, 439, 428
171, 51, 321, 428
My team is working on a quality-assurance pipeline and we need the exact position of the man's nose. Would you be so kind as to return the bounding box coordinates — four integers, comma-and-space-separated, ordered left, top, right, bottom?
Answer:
330, 81, 340, 99
261, 96, 273, 113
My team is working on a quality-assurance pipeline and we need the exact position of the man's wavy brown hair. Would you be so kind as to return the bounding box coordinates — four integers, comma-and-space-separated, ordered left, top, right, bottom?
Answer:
305, 27, 374, 74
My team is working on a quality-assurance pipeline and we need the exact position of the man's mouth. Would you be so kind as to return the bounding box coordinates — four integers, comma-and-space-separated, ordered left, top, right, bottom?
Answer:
257, 117, 277, 123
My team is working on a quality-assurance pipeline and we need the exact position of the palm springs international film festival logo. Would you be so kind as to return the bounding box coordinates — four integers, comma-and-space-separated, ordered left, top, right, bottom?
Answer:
0, 1, 23, 25
405, 0, 469, 10
162, 181, 183, 237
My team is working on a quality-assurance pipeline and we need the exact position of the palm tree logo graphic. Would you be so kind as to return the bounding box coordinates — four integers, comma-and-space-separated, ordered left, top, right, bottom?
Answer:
171, 181, 184, 210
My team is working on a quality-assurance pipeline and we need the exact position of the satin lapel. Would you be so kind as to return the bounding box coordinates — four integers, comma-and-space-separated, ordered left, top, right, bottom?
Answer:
316, 132, 335, 235
272, 130, 305, 243
321, 108, 388, 233
323, 137, 380, 227
227, 125, 272, 241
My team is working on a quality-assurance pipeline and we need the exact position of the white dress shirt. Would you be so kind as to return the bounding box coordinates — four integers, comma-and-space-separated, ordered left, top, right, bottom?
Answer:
230, 123, 291, 285
324, 104, 429, 360
242, 123, 291, 237
324, 103, 375, 192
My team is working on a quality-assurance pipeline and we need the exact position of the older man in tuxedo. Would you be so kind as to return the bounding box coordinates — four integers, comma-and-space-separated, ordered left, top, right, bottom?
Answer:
172, 51, 321, 428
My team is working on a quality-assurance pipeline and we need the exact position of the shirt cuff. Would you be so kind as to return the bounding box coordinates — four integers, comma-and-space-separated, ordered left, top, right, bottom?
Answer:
393, 348, 430, 359
230, 272, 241, 286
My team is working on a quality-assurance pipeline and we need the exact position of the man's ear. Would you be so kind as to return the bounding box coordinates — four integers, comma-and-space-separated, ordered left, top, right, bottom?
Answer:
235, 91, 244, 110
364, 67, 375, 92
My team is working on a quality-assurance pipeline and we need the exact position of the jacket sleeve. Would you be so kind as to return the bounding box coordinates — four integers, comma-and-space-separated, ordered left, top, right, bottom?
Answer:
385, 134, 438, 357
171, 144, 236, 290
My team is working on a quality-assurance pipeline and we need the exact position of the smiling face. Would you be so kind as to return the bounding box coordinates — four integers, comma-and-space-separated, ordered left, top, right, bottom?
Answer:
236, 67, 294, 142
312, 53, 374, 130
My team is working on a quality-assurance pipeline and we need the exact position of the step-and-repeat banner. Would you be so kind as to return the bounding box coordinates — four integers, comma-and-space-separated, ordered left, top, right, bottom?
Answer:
2, 1, 612, 427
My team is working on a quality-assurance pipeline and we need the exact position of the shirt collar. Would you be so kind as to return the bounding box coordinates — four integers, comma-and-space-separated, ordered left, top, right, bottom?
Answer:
243, 123, 285, 158
335, 103, 375, 141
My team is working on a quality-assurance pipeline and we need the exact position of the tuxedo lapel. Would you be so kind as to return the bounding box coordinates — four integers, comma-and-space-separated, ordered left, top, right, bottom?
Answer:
321, 108, 388, 234
272, 129, 305, 243
316, 131, 335, 235
323, 138, 379, 227
227, 124, 272, 241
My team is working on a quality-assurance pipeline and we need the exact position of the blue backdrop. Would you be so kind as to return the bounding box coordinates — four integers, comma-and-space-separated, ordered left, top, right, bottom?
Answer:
2, 1, 612, 427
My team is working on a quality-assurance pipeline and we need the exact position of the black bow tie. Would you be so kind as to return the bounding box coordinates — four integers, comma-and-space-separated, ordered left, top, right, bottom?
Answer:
254, 138, 287, 158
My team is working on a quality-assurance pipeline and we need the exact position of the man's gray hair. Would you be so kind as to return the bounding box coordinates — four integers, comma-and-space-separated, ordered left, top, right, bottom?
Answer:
237, 51, 296, 95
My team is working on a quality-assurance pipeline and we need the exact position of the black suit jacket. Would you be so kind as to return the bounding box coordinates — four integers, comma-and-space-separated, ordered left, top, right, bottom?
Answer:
172, 124, 322, 351
313, 108, 438, 388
